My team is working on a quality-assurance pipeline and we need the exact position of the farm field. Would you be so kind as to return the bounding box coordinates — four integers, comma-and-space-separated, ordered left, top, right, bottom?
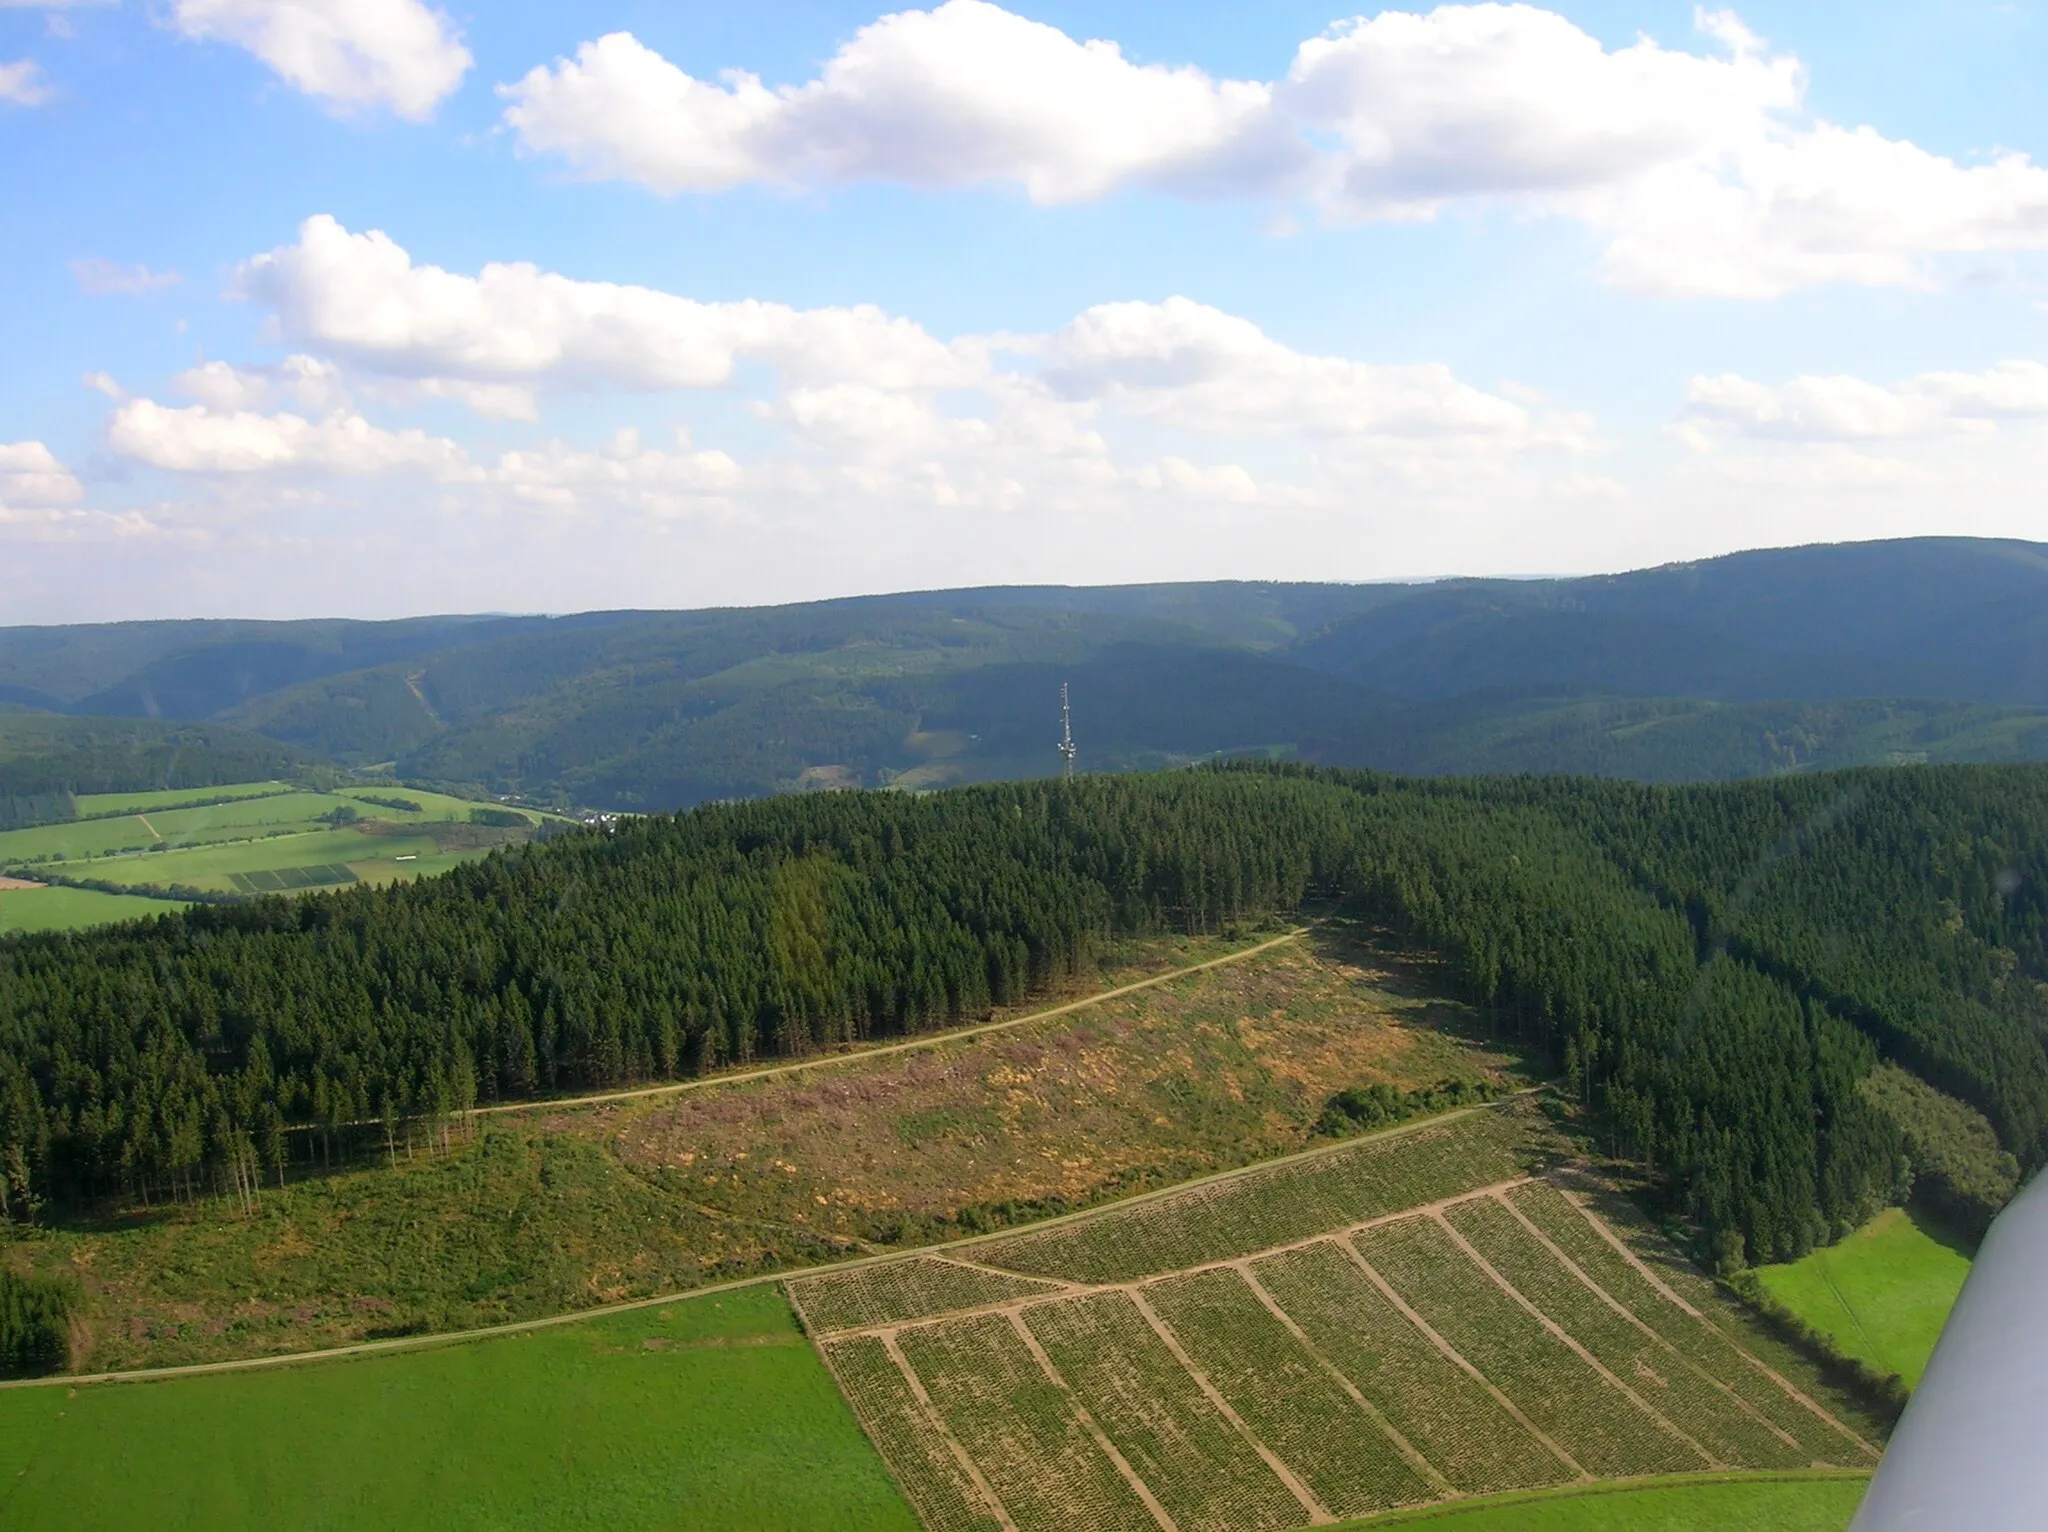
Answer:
793, 1100, 1888, 1532
1331, 1472, 1867, 1529
1754, 1206, 1972, 1387
51, 825, 445, 887
75, 781, 299, 815
0, 1284, 917, 1532
10, 927, 1505, 1371
0, 882, 188, 934
0, 778, 556, 929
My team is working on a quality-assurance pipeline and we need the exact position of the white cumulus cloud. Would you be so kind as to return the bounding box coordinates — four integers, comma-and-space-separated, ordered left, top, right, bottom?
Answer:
490, 429, 743, 516
171, 0, 470, 121
0, 442, 84, 506
172, 354, 350, 413
0, 59, 52, 105
498, 3, 2048, 298
389, 377, 541, 422
1682, 362, 2048, 443
82, 217, 1590, 551
234, 214, 985, 392
500, 6, 1287, 202
107, 398, 472, 476
1041, 297, 1570, 449
1282, 3, 1797, 219
225, 217, 1572, 481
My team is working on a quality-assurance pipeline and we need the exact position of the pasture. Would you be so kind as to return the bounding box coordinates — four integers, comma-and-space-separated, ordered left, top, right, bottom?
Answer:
793, 1104, 1889, 1532
1755, 1206, 1971, 1387
0, 778, 554, 932
0, 883, 188, 935
75, 781, 298, 815
0, 1285, 916, 1532
1334, 1472, 1867, 1529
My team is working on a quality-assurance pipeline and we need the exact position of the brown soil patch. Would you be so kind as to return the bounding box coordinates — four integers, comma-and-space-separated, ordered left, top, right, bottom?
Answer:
611, 925, 1534, 1243
0, 875, 46, 890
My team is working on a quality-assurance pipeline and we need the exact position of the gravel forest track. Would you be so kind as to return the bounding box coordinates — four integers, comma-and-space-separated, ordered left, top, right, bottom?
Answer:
471, 928, 1308, 1118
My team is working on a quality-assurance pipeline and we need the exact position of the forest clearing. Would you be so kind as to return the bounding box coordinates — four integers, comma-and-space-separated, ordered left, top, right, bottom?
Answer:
791, 1099, 1883, 1532
1, 925, 1532, 1373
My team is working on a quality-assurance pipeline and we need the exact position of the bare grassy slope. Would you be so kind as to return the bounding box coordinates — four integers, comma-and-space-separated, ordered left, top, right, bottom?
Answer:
5, 926, 1531, 1372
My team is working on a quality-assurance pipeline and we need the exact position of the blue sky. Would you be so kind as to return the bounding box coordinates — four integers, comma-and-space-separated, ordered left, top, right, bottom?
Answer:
3, 0, 2047, 622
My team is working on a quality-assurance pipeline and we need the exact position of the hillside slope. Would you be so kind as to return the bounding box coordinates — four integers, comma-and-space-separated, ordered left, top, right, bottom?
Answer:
4, 762, 2042, 1275
4, 538, 2048, 805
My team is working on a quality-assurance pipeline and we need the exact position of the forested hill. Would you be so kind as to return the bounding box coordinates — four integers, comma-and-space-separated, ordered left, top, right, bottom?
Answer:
3, 762, 2044, 1269
3, 537, 2048, 806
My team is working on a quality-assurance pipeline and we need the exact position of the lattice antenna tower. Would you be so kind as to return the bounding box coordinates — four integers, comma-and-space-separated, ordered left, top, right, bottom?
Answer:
1058, 682, 1076, 779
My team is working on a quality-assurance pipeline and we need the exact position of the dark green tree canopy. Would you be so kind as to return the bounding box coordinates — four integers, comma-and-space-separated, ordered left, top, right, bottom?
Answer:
3, 762, 2043, 1267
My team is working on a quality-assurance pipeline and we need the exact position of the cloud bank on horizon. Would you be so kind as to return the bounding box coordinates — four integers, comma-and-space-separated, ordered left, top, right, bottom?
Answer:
1, 0, 2046, 621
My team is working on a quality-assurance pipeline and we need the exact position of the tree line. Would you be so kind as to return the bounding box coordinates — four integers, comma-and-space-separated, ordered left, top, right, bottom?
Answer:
2, 762, 2043, 1272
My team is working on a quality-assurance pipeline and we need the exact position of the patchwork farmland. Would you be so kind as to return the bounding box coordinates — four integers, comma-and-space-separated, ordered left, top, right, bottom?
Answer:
789, 1103, 1883, 1532
0, 780, 562, 932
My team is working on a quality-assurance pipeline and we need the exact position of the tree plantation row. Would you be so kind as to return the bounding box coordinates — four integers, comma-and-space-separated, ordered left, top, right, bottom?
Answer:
2, 763, 2045, 1273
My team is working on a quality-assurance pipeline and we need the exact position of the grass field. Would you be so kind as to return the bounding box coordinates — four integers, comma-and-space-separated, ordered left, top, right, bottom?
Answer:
0, 778, 555, 932
54, 826, 446, 886
0, 789, 372, 862
0, 1285, 917, 1532
0, 883, 189, 934
76, 782, 298, 815
797, 1104, 1890, 1532
1332, 1473, 1867, 1529
1754, 1206, 1971, 1387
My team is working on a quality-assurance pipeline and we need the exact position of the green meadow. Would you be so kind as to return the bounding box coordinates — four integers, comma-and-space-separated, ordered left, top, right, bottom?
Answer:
0, 791, 366, 864
335, 785, 543, 821
0, 780, 558, 931
55, 826, 446, 888
1755, 1206, 1972, 1387
0, 884, 188, 935
0, 1285, 916, 1532
1339, 1473, 1868, 1530
75, 782, 300, 816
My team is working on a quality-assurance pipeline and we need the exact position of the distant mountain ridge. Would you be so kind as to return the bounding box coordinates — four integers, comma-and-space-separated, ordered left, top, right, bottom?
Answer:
2, 536, 2047, 807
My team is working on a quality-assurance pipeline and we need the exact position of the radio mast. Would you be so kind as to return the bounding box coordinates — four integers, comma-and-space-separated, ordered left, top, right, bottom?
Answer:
1058, 683, 1076, 779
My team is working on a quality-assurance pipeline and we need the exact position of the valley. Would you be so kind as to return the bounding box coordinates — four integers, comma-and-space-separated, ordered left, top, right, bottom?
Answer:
9, 0, 2039, 1517
5, 540, 2048, 818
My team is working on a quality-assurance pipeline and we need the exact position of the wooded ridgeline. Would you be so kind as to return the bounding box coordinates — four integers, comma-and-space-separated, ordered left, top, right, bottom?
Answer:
2, 763, 2044, 1267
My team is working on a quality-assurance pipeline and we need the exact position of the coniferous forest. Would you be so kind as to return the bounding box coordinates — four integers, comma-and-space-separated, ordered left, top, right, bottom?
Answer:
2, 762, 2045, 1270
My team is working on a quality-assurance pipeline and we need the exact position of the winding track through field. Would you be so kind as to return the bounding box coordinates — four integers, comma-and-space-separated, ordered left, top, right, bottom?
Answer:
470, 928, 1309, 1118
